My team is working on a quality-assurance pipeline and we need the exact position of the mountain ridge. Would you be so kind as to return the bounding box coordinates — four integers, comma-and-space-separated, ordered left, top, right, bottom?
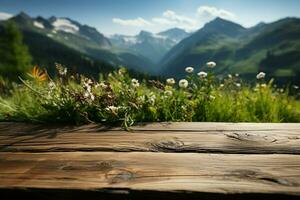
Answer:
159, 17, 300, 84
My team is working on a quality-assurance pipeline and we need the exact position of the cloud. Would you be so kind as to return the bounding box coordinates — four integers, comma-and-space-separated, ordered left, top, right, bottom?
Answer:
151, 7, 236, 31
152, 10, 198, 31
0, 12, 13, 21
152, 17, 176, 26
197, 6, 236, 20
162, 10, 196, 25
112, 6, 236, 34
112, 17, 152, 27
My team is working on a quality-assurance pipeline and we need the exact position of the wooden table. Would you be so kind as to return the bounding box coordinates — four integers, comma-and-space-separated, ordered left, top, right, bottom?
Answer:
0, 122, 300, 199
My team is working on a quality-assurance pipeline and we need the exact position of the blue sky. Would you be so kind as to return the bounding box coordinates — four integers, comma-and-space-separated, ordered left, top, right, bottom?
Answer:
1, 0, 300, 35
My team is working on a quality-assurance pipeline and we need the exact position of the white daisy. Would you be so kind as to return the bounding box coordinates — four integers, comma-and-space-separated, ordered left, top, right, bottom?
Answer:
179, 79, 189, 88
185, 67, 194, 73
166, 78, 175, 85
197, 71, 207, 78
131, 78, 140, 88
206, 61, 216, 68
256, 72, 266, 80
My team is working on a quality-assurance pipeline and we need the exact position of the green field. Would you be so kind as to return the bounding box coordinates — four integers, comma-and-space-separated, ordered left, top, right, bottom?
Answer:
1, 65, 299, 128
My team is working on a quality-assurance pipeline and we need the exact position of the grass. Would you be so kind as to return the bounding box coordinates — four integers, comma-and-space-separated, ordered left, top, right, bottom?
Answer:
0, 64, 300, 128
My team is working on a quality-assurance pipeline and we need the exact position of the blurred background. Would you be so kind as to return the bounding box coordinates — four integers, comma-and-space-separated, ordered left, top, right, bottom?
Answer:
1, 0, 300, 84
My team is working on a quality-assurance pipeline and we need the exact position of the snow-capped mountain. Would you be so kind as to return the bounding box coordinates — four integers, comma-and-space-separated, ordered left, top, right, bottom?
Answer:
157, 28, 190, 43
109, 29, 189, 63
34, 16, 111, 47
3, 12, 156, 74
51, 18, 79, 34
4, 12, 190, 74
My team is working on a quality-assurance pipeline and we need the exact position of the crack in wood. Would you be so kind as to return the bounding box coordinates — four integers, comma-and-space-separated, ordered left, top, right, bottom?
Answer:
59, 161, 113, 171
224, 132, 289, 144
227, 169, 298, 187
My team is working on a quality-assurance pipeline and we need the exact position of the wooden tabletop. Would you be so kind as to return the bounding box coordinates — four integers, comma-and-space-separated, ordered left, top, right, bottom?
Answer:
0, 122, 300, 199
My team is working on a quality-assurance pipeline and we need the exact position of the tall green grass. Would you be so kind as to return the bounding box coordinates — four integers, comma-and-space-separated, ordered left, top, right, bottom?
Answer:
0, 64, 299, 127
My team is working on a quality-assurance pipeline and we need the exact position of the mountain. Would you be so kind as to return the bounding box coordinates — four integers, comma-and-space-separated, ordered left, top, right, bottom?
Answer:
0, 20, 114, 78
160, 17, 300, 84
109, 28, 189, 66
158, 28, 191, 43
3, 12, 154, 74
11, 12, 111, 49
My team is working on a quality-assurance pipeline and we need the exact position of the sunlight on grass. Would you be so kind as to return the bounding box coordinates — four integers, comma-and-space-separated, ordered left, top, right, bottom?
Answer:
0, 62, 299, 127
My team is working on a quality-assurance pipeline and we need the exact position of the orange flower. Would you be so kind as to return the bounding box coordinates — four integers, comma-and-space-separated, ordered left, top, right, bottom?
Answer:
30, 65, 47, 81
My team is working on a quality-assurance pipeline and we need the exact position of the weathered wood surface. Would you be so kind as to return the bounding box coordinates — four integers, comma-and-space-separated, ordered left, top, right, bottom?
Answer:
0, 122, 300, 199
0, 122, 299, 154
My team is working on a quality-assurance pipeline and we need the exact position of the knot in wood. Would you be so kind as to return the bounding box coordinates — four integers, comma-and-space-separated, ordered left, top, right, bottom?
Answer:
106, 169, 135, 184
149, 137, 184, 152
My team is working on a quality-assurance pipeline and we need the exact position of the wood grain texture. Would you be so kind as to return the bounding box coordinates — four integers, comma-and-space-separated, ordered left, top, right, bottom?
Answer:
0, 123, 299, 154
0, 122, 300, 199
0, 152, 300, 195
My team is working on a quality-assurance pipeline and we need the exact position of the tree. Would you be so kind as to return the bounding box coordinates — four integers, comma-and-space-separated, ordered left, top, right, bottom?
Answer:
0, 21, 32, 79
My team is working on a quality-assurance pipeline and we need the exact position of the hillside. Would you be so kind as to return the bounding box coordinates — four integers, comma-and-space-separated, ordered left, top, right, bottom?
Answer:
3, 12, 154, 74
160, 17, 300, 84
21, 29, 115, 77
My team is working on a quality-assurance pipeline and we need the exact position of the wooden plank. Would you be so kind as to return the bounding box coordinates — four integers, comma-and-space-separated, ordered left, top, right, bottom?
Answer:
0, 126, 299, 154
0, 152, 299, 196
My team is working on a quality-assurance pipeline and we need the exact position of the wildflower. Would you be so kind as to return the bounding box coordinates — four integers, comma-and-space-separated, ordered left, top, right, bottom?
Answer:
148, 92, 156, 104
137, 95, 146, 103
149, 98, 155, 105
197, 71, 207, 78
220, 84, 224, 88
293, 85, 299, 89
105, 106, 119, 114
48, 81, 56, 90
206, 61, 216, 68
236, 83, 241, 87
97, 82, 108, 89
84, 92, 95, 101
56, 63, 67, 76
118, 68, 126, 75
86, 79, 93, 85
83, 78, 93, 92
164, 90, 173, 96
185, 67, 194, 73
235, 73, 239, 77
30, 65, 47, 81
279, 89, 284, 93
131, 78, 140, 88
166, 78, 176, 85
228, 74, 232, 79
179, 79, 188, 88
256, 72, 266, 80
